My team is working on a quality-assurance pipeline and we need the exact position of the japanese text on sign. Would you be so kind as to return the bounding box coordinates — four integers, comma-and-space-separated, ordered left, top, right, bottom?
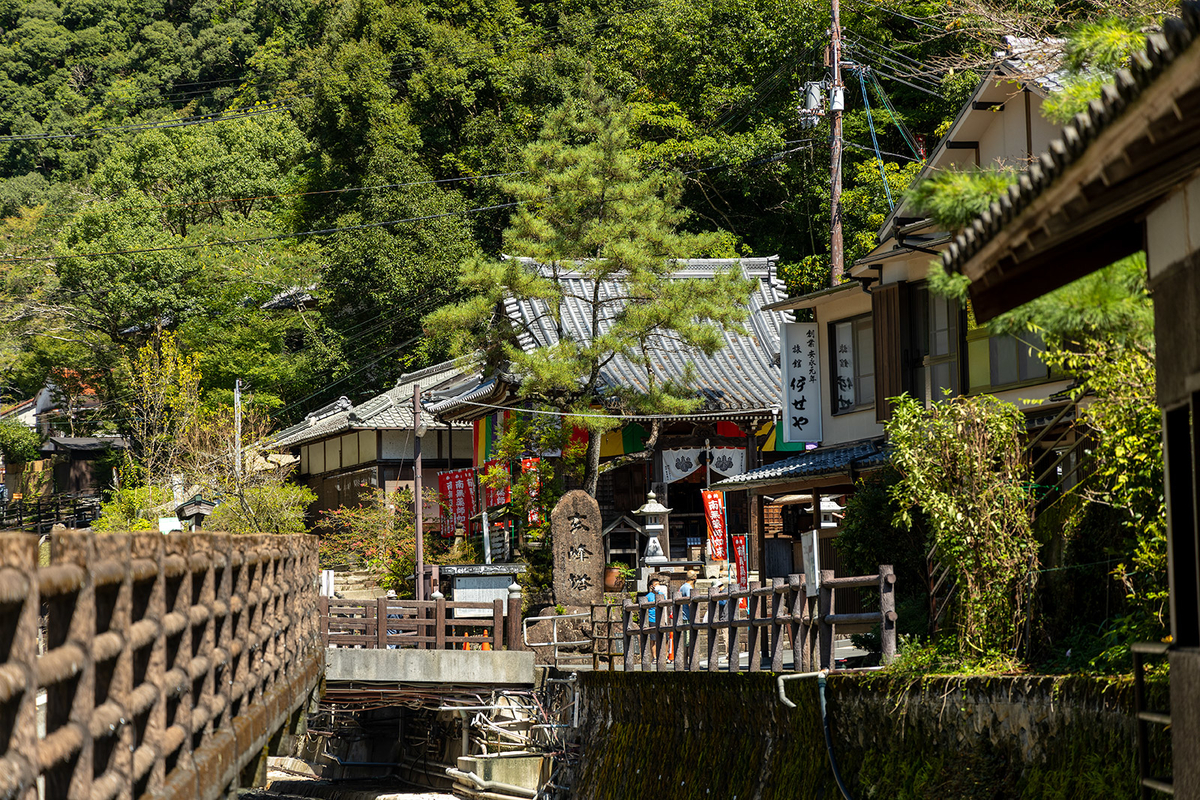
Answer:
732, 534, 750, 610
701, 489, 728, 561
437, 468, 477, 538
781, 322, 822, 444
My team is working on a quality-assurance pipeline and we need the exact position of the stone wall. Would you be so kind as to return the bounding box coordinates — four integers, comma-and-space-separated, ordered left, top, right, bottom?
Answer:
574, 671, 1169, 800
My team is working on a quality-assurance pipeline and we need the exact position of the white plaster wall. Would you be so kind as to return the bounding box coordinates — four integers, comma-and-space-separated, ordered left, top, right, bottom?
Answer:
813, 290, 886, 446
1146, 173, 1200, 279
381, 429, 415, 460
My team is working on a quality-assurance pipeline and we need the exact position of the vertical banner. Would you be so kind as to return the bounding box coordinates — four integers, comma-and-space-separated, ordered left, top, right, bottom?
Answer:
438, 468, 476, 538
701, 489, 728, 560
521, 457, 542, 525
781, 322, 822, 444
481, 460, 511, 535
732, 534, 750, 610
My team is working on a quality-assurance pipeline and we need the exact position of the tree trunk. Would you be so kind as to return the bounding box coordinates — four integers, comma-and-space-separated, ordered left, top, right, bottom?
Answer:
583, 429, 603, 496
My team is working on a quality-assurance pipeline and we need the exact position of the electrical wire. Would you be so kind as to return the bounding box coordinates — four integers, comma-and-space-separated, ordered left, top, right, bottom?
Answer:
41, 170, 528, 220
853, 68, 894, 209
867, 70, 927, 158
0, 200, 527, 263
436, 398, 778, 422
844, 0, 945, 32
0, 100, 307, 142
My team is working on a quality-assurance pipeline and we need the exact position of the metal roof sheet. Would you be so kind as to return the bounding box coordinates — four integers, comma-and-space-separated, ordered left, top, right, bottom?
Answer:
710, 440, 884, 490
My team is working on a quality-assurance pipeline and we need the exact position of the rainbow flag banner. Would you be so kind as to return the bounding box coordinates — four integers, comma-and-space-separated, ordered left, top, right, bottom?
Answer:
473, 410, 511, 466
599, 423, 649, 457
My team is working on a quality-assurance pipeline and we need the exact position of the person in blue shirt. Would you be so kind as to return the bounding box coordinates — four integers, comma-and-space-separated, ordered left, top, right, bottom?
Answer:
678, 570, 698, 654
644, 577, 663, 659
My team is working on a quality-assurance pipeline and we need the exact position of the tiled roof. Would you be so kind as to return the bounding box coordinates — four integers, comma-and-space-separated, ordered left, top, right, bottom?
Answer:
498, 257, 790, 415
709, 440, 885, 490
942, 5, 1200, 275
272, 360, 470, 449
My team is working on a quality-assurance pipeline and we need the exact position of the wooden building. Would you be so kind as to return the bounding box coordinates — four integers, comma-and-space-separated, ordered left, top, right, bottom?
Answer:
942, 6, 1200, 792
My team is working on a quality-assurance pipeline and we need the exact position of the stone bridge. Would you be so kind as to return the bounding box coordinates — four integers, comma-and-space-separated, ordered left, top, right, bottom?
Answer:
0, 531, 322, 800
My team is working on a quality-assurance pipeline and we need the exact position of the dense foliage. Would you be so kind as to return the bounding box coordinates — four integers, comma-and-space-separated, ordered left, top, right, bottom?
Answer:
887, 394, 1039, 656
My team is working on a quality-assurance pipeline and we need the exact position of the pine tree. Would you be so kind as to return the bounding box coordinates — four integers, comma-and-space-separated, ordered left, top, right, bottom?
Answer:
428, 73, 756, 495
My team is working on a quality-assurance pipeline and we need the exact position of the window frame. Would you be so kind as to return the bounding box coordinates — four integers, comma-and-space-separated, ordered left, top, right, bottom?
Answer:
828, 312, 876, 415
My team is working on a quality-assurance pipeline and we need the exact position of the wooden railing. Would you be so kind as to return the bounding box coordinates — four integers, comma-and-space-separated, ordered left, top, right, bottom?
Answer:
319, 586, 525, 651
0, 496, 102, 532
618, 566, 896, 673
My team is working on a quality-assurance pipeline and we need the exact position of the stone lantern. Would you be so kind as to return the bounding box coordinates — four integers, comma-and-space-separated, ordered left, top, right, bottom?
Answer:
634, 491, 671, 566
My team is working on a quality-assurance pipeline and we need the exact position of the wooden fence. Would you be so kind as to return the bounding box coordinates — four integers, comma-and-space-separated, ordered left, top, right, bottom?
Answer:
614, 566, 896, 673
319, 588, 524, 651
0, 496, 102, 532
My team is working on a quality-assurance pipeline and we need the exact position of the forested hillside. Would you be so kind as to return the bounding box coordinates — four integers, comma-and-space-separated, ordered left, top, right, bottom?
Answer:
0, 0, 1126, 429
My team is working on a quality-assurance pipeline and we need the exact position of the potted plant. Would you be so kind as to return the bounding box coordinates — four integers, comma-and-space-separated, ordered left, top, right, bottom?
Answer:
604, 561, 634, 592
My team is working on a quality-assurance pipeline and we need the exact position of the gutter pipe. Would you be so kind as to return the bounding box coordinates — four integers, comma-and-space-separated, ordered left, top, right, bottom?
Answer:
775, 670, 866, 800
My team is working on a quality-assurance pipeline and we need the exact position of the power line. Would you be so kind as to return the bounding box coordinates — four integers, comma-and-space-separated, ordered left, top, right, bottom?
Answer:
0, 100, 306, 142
0, 200, 527, 263
844, 0, 946, 32
440, 398, 779, 422
42, 170, 528, 220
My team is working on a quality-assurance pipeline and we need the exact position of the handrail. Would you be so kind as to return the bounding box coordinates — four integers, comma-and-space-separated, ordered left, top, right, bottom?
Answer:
613, 566, 897, 673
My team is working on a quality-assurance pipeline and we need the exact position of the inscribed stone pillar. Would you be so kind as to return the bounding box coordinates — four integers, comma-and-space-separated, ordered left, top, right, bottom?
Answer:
551, 490, 604, 606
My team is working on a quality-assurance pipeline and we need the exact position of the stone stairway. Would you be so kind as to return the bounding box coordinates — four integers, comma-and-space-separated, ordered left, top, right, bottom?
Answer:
334, 569, 387, 600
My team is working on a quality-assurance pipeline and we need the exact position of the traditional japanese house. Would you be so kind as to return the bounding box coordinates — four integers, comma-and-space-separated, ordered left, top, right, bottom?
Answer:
422, 257, 797, 571
942, 7, 1200, 789
272, 360, 473, 517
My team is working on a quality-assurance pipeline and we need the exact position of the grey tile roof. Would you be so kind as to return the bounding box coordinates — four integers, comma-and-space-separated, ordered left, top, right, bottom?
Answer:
709, 440, 885, 490
272, 360, 470, 449
496, 257, 791, 414
942, 5, 1200, 275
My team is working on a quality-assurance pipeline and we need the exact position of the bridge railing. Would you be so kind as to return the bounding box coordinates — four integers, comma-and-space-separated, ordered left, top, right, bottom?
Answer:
0, 530, 323, 800
616, 566, 896, 673
318, 586, 525, 651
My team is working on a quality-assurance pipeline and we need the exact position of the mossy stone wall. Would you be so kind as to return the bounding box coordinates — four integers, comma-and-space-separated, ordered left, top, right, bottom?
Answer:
574, 672, 1168, 800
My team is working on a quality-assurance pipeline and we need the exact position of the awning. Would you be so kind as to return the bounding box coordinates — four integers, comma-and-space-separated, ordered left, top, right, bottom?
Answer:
709, 439, 887, 491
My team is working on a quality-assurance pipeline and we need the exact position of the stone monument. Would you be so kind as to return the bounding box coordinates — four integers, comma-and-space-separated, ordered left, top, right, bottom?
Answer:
551, 489, 604, 606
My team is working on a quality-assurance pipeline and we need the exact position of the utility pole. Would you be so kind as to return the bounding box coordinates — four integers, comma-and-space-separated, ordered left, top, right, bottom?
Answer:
413, 384, 425, 601
829, 0, 845, 287
234, 378, 242, 480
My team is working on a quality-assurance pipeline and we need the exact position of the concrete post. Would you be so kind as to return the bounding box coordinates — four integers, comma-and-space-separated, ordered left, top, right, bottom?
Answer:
506, 583, 523, 651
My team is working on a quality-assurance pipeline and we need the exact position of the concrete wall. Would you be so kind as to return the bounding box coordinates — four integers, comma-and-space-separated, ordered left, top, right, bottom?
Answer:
573, 672, 1168, 800
325, 648, 535, 686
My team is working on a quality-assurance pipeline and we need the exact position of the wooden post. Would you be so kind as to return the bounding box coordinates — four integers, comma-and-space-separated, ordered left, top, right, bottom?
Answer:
724, 585, 734, 671
789, 574, 805, 672
771, 577, 786, 672
433, 591, 446, 650
506, 583, 522, 651
879, 564, 896, 664
655, 595, 669, 672
686, 594, 701, 671
818, 569, 835, 670
673, 594, 686, 673
319, 596, 329, 649
492, 598, 504, 650
376, 597, 388, 649
747, 580, 762, 672
706, 590, 720, 673
623, 598, 636, 671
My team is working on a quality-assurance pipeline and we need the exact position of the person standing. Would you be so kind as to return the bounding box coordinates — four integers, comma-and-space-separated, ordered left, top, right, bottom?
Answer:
678, 570, 698, 654
644, 577, 662, 660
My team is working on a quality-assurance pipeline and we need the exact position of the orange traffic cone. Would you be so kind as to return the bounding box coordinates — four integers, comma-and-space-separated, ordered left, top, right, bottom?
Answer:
482, 642, 491, 651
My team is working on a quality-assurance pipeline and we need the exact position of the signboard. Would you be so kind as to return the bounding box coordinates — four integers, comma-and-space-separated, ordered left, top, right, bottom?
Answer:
452, 575, 512, 618
521, 457, 541, 524
781, 322, 822, 444
438, 468, 476, 538
701, 489, 728, 561
482, 459, 511, 509
732, 534, 749, 610
801, 530, 821, 598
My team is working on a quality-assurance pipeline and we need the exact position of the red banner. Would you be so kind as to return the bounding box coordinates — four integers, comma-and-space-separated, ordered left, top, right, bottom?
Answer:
482, 460, 511, 509
438, 468, 476, 538
732, 534, 749, 610
521, 457, 541, 525
701, 490, 728, 560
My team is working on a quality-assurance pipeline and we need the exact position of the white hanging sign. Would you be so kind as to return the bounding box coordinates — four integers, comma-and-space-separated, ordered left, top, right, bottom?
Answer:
707, 447, 746, 478
781, 322, 822, 444
661, 447, 704, 483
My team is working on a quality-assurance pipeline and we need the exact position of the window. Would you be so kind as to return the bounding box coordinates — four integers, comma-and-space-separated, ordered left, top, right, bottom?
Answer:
831, 314, 875, 413
908, 284, 960, 402
989, 332, 1049, 387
